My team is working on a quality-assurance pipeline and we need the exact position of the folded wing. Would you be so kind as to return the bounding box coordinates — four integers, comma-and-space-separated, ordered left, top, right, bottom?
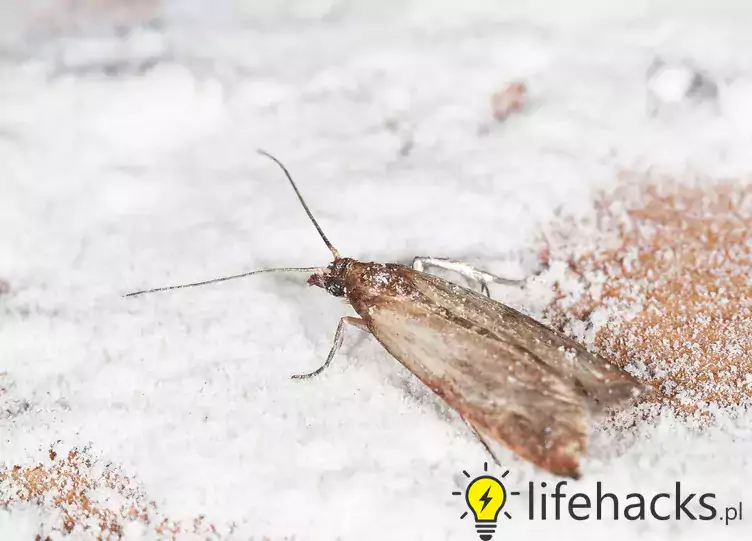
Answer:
365, 270, 643, 477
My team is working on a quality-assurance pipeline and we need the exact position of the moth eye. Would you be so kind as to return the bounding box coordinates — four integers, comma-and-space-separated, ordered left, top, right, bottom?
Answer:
326, 280, 346, 297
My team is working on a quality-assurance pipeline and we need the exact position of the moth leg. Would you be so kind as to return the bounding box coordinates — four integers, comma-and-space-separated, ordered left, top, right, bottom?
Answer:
464, 421, 502, 467
480, 282, 491, 298
291, 316, 368, 380
412, 257, 524, 298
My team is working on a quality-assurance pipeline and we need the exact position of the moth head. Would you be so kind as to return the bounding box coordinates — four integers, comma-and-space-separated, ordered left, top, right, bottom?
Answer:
307, 258, 352, 297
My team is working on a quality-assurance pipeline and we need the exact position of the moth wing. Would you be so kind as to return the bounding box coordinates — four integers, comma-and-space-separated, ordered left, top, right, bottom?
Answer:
367, 299, 589, 477
407, 270, 645, 408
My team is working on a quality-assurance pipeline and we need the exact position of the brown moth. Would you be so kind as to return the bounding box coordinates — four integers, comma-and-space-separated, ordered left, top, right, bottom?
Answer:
127, 150, 645, 478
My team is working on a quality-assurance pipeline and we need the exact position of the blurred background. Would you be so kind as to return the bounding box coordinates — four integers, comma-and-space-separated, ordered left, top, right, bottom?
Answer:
3, 2, 752, 540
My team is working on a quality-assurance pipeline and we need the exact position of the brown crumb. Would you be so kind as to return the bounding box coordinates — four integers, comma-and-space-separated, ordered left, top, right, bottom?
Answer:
491, 82, 527, 121
2, 449, 127, 536
545, 174, 752, 415
0, 446, 218, 539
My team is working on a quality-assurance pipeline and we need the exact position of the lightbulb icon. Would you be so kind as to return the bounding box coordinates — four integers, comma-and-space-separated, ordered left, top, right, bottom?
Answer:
453, 462, 517, 541
466, 475, 505, 540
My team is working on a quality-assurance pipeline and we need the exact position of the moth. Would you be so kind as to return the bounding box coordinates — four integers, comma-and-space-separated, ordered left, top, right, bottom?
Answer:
127, 151, 645, 478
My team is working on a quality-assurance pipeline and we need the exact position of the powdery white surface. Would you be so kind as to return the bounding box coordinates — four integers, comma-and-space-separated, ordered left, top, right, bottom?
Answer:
3, 3, 752, 540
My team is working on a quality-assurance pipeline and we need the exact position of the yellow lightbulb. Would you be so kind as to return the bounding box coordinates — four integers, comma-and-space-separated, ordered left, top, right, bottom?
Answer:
465, 475, 506, 541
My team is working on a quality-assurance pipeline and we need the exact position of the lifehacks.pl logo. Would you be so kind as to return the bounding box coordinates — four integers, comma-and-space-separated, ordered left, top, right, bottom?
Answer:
452, 463, 743, 539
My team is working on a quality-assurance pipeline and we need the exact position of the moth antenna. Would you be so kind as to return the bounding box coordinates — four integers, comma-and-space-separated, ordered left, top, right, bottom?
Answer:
257, 149, 341, 260
124, 267, 325, 298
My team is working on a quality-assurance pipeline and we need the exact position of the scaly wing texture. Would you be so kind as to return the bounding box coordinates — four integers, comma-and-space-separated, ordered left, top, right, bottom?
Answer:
409, 270, 644, 408
362, 268, 643, 477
